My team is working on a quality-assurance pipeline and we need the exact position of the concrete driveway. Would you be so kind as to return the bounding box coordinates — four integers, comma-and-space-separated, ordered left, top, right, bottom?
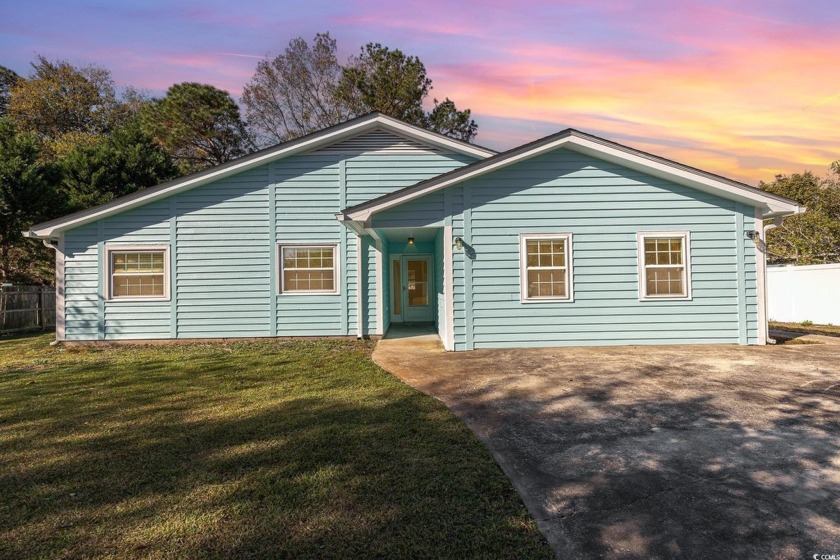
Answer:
374, 330, 840, 559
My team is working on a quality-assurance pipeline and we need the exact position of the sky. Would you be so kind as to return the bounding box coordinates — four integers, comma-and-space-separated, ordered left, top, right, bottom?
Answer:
1, 0, 839, 184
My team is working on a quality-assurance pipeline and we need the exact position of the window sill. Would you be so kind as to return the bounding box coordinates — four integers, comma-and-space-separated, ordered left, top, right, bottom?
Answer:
278, 291, 340, 296
638, 295, 692, 302
520, 297, 575, 304
106, 297, 170, 303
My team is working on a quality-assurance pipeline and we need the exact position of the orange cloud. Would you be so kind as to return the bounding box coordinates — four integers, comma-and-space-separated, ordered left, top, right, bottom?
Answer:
432, 34, 840, 183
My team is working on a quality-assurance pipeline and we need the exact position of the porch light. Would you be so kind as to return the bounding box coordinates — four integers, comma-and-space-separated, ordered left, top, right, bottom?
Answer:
454, 237, 464, 250
408, 237, 415, 246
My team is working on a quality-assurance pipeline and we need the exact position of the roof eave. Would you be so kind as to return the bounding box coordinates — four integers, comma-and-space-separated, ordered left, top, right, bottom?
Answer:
760, 204, 804, 219
26, 113, 495, 238
341, 130, 803, 222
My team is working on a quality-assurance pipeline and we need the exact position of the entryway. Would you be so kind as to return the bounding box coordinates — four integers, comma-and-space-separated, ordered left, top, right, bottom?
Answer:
390, 254, 434, 323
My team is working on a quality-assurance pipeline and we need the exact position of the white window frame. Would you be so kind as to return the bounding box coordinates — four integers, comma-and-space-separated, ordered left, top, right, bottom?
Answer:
637, 231, 692, 301
278, 243, 340, 295
519, 233, 574, 303
104, 244, 170, 302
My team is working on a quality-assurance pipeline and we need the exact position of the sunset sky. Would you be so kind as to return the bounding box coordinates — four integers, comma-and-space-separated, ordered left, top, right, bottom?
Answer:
2, 0, 838, 184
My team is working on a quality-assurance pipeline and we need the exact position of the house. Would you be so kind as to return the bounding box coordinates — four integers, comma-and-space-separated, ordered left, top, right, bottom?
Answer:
25, 113, 802, 350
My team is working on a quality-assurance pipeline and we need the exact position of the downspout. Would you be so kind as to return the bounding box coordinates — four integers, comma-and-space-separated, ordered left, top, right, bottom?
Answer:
40, 238, 62, 346
759, 217, 785, 344
762, 217, 784, 242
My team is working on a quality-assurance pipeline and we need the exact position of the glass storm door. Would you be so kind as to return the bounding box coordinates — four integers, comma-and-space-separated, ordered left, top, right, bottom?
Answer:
391, 255, 434, 323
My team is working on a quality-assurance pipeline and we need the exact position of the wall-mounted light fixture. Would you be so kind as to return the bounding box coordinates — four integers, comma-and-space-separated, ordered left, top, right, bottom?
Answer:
746, 230, 759, 243
408, 237, 415, 246
454, 237, 464, 250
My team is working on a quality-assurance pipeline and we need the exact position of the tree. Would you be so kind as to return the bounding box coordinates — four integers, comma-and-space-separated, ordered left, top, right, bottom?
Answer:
337, 43, 430, 125
242, 34, 479, 145
338, 43, 478, 142
7, 55, 122, 157
0, 119, 60, 283
142, 82, 251, 173
425, 98, 478, 142
760, 170, 840, 264
242, 33, 349, 145
0, 66, 20, 117
60, 119, 178, 210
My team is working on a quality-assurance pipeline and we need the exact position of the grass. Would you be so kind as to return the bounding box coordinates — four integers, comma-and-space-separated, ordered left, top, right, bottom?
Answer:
769, 321, 840, 338
0, 334, 552, 559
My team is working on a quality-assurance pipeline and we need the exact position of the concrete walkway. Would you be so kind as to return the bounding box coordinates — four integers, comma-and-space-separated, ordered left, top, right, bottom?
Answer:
373, 332, 840, 559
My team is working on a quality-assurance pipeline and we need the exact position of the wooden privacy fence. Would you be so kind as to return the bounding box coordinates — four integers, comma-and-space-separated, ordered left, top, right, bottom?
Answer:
0, 286, 56, 335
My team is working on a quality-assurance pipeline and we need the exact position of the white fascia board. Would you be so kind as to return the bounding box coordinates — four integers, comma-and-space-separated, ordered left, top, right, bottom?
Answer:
26, 115, 492, 240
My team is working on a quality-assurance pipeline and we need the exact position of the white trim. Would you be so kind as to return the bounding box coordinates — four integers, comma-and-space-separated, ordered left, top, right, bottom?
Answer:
755, 208, 767, 345
443, 226, 455, 351
103, 244, 171, 302
277, 243, 340, 295
519, 233, 574, 303
342, 132, 802, 223
368, 229, 385, 335
25, 114, 495, 239
389, 255, 402, 324
356, 234, 363, 338
390, 253, 435, 322
636, 231, 692, 301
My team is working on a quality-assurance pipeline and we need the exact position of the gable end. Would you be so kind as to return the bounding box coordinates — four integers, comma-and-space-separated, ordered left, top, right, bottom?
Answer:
310, 128, 442, 155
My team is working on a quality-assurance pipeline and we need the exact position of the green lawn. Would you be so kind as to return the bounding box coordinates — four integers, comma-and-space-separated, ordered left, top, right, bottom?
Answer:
0, 334, 552, 559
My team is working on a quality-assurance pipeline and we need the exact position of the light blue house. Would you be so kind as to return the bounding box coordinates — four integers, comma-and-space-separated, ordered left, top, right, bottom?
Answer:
26, 113, 801, 349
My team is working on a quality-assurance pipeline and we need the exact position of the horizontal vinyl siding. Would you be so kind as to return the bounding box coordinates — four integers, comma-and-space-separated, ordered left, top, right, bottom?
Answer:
345, 154, 474, 206
274, 155, 345, 336
60, 144, 475, 341
102, 198, 172, 339
176, 165, 271, 337
450, 192, 466, 349
741, 203, 759, 344
466, 150, 753, 348
63, 223, 99, 340
385, 149, 758, 349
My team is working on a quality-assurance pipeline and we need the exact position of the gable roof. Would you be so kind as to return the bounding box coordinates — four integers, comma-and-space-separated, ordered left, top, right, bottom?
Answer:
338, 128, 803, 224
25, 113, 496, 239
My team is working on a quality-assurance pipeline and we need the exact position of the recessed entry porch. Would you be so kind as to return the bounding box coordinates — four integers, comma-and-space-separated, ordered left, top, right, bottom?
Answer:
373, 227, 453, 350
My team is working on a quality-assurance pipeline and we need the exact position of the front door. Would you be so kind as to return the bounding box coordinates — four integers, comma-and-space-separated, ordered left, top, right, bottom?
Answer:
391, 255, 434, 323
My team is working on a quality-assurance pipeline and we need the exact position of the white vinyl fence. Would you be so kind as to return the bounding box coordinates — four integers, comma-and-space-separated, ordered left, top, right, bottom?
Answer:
767, 263, 840, 325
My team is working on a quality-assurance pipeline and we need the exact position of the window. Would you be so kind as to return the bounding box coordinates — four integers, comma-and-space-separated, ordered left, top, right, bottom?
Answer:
638, 232, 691, 300
280, 244, 338, 294
106, 246, 169, 301
520, 234, 573, 302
